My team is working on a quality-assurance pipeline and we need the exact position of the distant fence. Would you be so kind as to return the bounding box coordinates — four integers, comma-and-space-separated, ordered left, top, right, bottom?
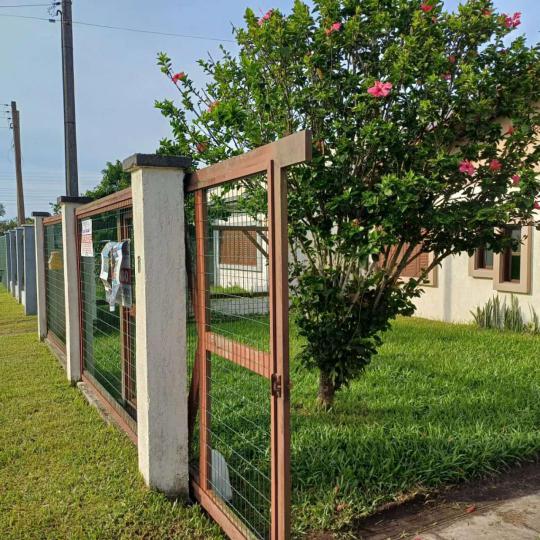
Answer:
77, 189, 136, 436
0, 235, 7, 288
43, 217, 66, 349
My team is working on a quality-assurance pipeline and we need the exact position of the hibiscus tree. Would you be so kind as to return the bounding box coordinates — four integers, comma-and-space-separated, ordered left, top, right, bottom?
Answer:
156, 0, 540, 407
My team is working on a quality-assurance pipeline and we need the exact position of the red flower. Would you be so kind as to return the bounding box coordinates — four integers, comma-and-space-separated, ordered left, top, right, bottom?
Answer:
325, 21, 342, 35
448, 55, 457, 64
420, 3, 434, 12
171, 72, 186, 83
512, 174, 521, 186
459, 160, 476, 176
504, 126, 516, 136
489, 159, 502, 171
503, 12, 521, 29
535, 200, 540, 210
483, 9, 492, 16
258, 9, 273, 26
367, 81, 393, 97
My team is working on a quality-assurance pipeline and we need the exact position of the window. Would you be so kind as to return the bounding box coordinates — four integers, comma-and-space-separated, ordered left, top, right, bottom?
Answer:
395, 244, 438, 286
219, 229, 258, 267
493, 225, 532, 294
475, 246, 494, 270
469, 245, 494, 279
501, 226, 521, 282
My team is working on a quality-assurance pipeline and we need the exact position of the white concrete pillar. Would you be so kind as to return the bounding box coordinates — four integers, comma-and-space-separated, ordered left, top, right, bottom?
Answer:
15, 227, 24, 304
123, 153, 191, 498
60, 197, 91, 384
22, 224, 37, 315
6, 230, 13, 295
32, 212, 50, 337
10, 230, 17, 297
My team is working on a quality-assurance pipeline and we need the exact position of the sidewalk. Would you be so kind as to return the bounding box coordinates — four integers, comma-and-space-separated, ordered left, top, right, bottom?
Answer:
355, 461, 540, 540
0, 288, 222, 540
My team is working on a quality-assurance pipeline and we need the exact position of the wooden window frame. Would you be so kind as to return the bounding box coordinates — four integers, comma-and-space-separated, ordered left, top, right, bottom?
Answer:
493, 224, 532, 294
469, 246, 494, 279
214, 227, 264, 274
399, 251, 438, 288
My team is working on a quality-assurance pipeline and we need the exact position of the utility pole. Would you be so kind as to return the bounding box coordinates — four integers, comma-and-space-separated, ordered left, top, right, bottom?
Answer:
10, 101, 25, 225
60, 0, 79, 196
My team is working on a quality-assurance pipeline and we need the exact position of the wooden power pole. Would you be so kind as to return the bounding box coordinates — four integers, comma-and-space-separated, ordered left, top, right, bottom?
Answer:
61, 0, 79, 197
10, 101, 25, 225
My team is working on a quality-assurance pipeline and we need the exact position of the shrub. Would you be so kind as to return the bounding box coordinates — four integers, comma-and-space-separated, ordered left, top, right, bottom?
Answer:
472, 295, 540, 334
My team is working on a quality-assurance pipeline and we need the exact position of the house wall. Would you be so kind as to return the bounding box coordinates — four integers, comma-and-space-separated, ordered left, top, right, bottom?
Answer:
414, 227, 539, 323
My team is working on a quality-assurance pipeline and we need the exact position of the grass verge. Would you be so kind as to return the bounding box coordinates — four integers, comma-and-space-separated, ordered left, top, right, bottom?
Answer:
0, 288, 222, 540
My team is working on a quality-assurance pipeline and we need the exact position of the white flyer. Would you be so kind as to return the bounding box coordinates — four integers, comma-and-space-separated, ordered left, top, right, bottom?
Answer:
80, 219, 94, 257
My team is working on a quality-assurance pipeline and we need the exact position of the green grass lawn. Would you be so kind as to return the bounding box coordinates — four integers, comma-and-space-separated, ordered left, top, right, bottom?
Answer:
191, 312, 540, 537
2, 284, 540, 539
0, 288, 222, 540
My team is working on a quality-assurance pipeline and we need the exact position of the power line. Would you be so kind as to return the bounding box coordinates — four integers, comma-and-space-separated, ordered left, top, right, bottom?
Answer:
0, 3, 53, 7
0, 12, 235, 42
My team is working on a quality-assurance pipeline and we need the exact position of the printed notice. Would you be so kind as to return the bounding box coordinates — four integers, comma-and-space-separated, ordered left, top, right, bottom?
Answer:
80, 219, 94, 257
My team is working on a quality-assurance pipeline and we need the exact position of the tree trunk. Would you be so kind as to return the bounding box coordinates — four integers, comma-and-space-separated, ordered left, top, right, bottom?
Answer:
317, 371, 336, 409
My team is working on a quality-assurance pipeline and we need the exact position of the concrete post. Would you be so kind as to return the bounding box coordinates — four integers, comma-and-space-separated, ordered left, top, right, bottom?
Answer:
8, 229, 17, 297
8, 230, 17, 297
6, 230, 12, 294
15, 227, 24, 304
59, 196, 92, 384
32, 213, 50, 338
123, 153, 191, 498
22, 224, 37, 315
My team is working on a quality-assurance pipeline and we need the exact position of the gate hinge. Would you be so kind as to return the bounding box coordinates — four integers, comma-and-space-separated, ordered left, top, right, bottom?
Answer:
271, 373, 282, 397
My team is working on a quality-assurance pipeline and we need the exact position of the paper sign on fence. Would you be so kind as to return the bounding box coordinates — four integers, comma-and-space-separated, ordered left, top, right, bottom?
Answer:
80, 219, 94, 257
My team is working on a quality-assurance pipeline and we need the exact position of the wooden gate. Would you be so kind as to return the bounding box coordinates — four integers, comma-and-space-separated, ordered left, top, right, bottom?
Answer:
186, 131, 311, 540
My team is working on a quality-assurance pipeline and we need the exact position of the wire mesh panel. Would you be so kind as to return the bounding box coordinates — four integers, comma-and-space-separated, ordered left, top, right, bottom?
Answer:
44, 221, 66, 346
79, 207, 136, 420
204, 179, 271, 539
0, 235, 7, 288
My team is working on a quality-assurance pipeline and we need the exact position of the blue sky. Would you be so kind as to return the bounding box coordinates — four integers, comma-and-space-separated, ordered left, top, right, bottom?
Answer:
0, 0, 537, 218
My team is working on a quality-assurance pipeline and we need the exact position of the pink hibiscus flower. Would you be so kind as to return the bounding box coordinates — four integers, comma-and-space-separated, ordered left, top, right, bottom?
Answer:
459, 160, 476, 176
171, 72, 186, 83
512, 174, 521, 186
504, 12, 521, 29
367, 81, 393, 98
420, 3, 434, 12
258, 9, 273, 26
489, 159, 502, 171
325, 21, 342, 35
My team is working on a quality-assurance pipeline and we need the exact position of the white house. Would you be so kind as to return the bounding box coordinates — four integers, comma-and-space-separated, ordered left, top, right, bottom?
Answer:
413, 223, 539, 323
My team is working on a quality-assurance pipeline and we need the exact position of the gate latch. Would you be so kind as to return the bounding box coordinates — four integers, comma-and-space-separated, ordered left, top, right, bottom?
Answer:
271, 373, 282, 398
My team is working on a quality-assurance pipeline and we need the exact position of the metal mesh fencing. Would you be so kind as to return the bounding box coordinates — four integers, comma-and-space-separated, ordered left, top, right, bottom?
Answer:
0, 236, 7, 288
195, 177, 272, 539
44, 221, 66, 345
79, 208, 136, 420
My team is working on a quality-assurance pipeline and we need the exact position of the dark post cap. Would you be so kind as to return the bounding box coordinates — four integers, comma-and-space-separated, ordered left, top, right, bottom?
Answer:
57, 196, 93, 205
122, 153, 192, 172
31, 211, 51, 217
